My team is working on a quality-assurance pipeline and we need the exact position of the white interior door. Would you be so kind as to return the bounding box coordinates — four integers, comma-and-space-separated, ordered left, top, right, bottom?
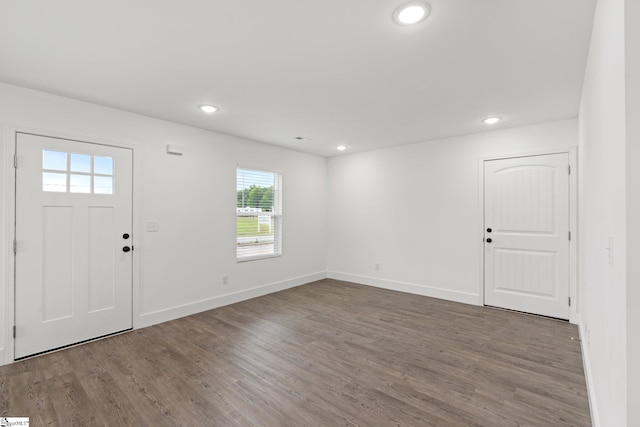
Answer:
484, 153, 570, 319
15, 133, 133, 358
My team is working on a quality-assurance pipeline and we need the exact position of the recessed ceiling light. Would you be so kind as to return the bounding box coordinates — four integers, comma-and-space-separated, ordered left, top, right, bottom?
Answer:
199, 105, 219, 114
482, 117, 501, 125
295, 136, 312, 142
336, 145, 347, 151
393, 2, 431, 25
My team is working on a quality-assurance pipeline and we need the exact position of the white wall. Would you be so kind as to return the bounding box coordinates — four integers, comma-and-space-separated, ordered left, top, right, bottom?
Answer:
0, 82, 328, 364
327, 119, 576, 305
578, 0, 628, 424
626, 0, 640, 424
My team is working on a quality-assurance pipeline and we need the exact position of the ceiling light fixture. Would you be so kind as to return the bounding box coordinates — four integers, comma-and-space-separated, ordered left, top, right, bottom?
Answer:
199, 105, 219, 114
295, 136, 312, 142
482, 117, 501, 125
336, 145, 347, 151
393, 1, 431, 25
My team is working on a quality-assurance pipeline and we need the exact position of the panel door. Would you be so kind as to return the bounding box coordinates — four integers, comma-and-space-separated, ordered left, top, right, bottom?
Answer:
15, 133, 133, 358
484, 153, 570, 319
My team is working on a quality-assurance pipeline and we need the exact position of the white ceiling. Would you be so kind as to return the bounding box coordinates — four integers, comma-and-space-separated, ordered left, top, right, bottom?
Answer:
0, 0, 596, 157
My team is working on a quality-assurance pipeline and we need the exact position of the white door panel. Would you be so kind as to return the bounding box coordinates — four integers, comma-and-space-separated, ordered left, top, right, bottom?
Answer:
15, 133, 133, 358
484, 154, 570, 319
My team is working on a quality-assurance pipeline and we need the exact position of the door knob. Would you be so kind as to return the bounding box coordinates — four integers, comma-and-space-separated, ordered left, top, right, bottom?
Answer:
123, 233, 130, 239
486, 228, 492, 233
486, 238, 492, 243
122, 246, 131, 252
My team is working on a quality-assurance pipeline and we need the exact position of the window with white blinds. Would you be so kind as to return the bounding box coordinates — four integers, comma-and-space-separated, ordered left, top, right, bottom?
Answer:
236, 167, 282, 261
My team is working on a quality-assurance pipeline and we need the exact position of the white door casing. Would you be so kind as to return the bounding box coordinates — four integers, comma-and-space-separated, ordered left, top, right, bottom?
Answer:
15, 133, 133, 358
484, 153, 570, 319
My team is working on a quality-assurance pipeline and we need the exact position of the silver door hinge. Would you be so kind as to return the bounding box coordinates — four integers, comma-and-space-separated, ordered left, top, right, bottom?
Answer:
12, 240, 16, 254
13, 325, 16, 338
13, 155, 17, 168
568, 231, 571, 241
568, 165, 571, 175
568, 297, 571, 307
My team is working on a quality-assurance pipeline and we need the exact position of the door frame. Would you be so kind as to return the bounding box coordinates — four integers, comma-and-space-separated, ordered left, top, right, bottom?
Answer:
477, 147, 578, 324
2, 126, 142, 365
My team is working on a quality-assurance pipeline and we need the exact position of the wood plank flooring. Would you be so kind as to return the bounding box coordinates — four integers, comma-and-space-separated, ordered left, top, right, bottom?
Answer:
0, 279, 591, 426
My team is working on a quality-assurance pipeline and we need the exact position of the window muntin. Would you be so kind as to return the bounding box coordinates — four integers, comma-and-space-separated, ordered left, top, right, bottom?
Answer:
42, 150, 114, 194
236, 167, 282, 261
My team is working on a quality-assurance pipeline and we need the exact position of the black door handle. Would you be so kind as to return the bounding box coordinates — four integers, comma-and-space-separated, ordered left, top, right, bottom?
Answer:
123, 246, 131, 253
486, 238, 492, 243
123, 233, 130, 239
486, 228, 492, 233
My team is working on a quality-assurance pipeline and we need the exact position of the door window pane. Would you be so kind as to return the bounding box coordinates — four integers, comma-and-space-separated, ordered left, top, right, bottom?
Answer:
70, 153, 91, 173
42, 150, 116, 195
70, 174, 91, 193
43, 172, 67, 192
94, 176, 113, 194
43, 150, 67, 171
94, 156, 113, 175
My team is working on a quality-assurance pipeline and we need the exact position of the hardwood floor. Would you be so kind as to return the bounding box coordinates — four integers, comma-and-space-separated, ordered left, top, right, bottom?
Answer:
0, 279, 591, 426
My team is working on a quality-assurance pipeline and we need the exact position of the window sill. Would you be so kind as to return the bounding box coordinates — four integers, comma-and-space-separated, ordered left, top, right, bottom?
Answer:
237, 253, 282, 263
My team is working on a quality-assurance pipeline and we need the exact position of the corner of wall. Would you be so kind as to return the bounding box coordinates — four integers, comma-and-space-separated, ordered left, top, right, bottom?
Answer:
327, 271, 481, 306
0, 124, 13, 366
579, 319, 600, 427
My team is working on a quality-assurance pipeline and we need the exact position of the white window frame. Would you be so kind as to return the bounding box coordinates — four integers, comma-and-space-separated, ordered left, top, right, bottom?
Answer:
236, 167, 282, 262
42, 150, 115, 195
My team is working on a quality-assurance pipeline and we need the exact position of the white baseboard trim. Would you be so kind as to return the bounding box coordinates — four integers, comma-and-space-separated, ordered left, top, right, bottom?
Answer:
0, 348, 8, 367
579, 321, 600, 427
136, 271, 327, 329
327, 271, 480, 306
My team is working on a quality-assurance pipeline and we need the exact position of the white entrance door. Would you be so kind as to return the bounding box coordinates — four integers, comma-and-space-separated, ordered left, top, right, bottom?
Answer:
15, 133, 133, 358
484, 153, 570, 319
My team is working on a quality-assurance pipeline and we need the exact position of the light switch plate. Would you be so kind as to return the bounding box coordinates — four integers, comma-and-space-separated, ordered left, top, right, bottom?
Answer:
145, 221, 159, 232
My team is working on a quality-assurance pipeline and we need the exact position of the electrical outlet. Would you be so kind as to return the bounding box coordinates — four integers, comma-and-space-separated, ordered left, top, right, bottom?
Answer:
222, 275, 229, 286
145, 220, 159, 232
